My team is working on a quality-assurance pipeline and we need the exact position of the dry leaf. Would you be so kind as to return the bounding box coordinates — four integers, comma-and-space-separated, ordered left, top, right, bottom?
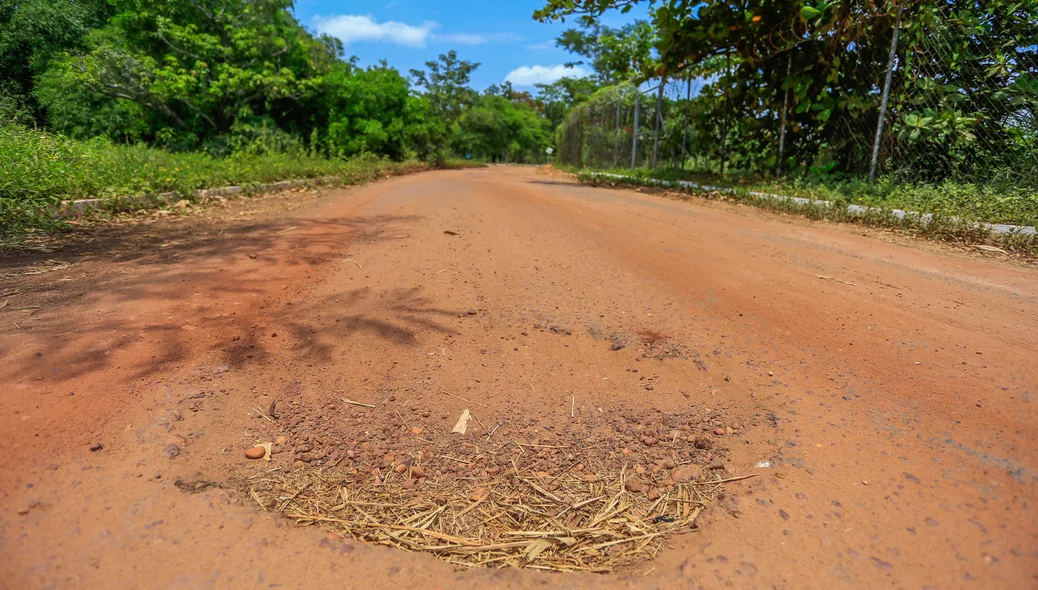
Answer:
261, 441, 273, 461
524, 538, 553, 561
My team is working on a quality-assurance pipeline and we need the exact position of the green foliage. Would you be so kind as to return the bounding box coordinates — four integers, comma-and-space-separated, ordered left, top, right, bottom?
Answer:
0, 0, 111, 124
457, 95, 552, 162
554, 21, 657, 83
32, 0, 336, 147
1, 1, 551, 171
0, 121, 424, 239
540, 0, 1038, 187
535, 76, 598, 131
319, 64, 424, 160
409, 50, 480, 125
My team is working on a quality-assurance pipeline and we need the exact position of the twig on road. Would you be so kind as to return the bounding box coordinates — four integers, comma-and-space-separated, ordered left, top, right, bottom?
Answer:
440, 390, 488, 408
815, 274, 856, 286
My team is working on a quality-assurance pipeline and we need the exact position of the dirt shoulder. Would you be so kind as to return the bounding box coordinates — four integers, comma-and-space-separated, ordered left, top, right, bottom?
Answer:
1, 167, 1035, 589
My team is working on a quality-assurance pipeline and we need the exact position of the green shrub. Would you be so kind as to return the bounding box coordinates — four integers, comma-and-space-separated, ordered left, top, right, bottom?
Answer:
0, 122, 426, 241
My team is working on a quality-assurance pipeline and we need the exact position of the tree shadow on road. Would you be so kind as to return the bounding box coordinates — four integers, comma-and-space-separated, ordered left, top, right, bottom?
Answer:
0, 209, 458, 385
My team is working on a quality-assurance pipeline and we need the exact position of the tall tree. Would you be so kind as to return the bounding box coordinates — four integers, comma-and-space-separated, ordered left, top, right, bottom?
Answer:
409, 50, 480, 125
36, 0, 339, 146
0, 0, 111, 122
555, 21, 656, 83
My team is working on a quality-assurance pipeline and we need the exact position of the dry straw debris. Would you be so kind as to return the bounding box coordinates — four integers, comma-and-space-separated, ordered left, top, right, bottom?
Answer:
251, 458, 743, 572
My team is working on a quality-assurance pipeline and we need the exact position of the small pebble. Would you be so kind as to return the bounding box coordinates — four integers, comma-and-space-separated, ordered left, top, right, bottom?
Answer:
161, 444, 180, 459
89, 442, 103, 452
245, 446, 266, 460
276, 436, 288, 446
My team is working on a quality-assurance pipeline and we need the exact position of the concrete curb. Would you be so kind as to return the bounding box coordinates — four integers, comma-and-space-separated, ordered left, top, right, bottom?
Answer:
585, 172, 1037, 236
50, 175, 341, 219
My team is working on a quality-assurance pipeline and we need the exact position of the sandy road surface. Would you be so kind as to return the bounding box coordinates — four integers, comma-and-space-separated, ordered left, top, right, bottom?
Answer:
1, 167, 1035, 589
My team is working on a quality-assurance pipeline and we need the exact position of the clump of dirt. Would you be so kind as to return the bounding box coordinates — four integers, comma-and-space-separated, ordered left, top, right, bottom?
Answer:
249, 401, 729, 478
243, 404, 736, 571
536, 163, 573, 178
633, 329, 692, 360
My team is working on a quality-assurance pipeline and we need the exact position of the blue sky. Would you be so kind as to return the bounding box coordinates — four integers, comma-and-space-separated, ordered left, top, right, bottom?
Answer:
292, 0, 647, 92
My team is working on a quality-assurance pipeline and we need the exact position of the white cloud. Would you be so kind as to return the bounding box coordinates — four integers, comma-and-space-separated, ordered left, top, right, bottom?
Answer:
432, 33, 487, 45
504, 64, 590, 86
526, 40, 556, 50
431, 32, 524, 46
313, 15, 437, 48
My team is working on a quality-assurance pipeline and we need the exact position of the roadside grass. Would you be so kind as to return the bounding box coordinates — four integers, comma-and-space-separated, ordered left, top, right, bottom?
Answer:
578, 171, 1038, 254
0, 124, 485, 245
597, 167, 1038, 229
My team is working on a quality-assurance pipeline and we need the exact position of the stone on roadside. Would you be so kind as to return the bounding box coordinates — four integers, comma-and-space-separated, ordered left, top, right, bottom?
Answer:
624, 476, 647, 493
671, 464, 704, 483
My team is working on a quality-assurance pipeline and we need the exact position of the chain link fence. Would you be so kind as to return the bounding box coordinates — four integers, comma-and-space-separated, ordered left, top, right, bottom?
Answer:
557, 4, 1037, 190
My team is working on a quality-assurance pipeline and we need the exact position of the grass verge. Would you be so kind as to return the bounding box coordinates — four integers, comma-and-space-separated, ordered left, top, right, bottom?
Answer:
0, 123, 486, 246
595, 167, 1038, 229
579, 171, 1038, 255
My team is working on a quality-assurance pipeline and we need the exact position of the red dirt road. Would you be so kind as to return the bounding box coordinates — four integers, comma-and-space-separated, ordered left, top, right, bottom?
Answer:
1, 167, 1036, 589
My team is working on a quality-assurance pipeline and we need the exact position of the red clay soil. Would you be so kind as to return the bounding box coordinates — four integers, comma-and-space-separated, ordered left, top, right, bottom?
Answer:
1, 166, 1036, 589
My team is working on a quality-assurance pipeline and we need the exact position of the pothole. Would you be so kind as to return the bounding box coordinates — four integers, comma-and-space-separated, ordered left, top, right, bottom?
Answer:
240, 406, 740, 572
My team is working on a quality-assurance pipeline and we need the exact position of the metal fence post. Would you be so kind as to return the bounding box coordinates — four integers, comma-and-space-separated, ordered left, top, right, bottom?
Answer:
720, 48, 731, 177
777, 53, 792, 176
681, 75, 691, 170
613, 89, 621, 168
631, 90, 641, 170
652, 77, 666, 169
869, 6, 903, 183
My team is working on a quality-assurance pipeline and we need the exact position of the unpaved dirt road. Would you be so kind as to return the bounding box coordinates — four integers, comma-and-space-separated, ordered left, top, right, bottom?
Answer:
1, 167, 1036, 589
